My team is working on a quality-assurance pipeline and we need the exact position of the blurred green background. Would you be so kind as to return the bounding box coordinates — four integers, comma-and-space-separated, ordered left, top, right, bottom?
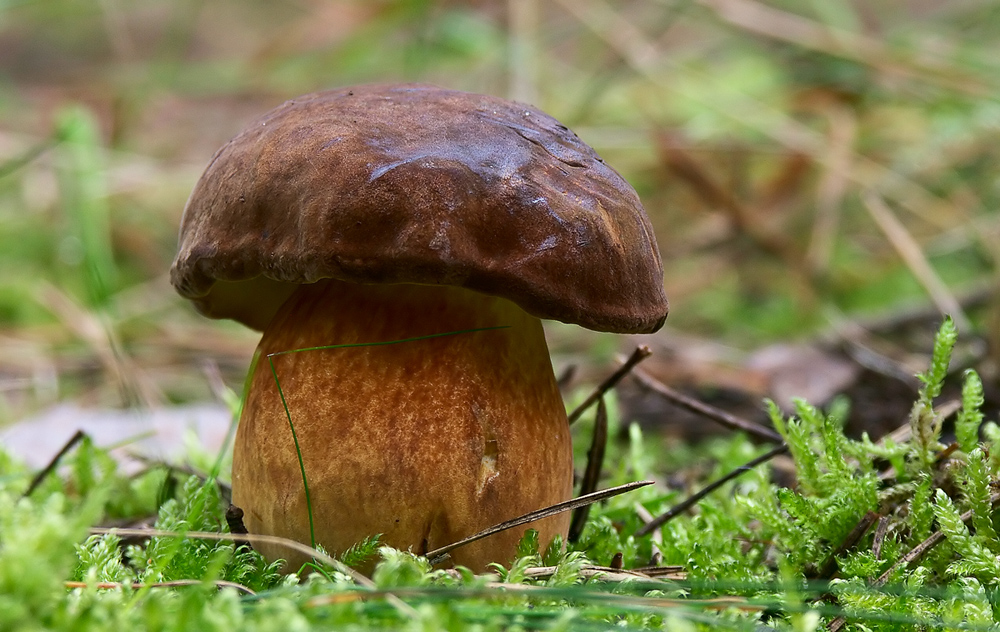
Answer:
1, 0, 998, 422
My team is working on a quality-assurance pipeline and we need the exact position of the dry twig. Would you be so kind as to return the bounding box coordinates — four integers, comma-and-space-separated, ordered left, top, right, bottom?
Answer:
22, 430, 87, 498
553, 0, 966, 231
64, 579, 254, 595
631, 366, 783, 443
568, 345, 651, 425
861, 191, 971, 331
636, 443, 787, 536
569, 396, 609, 542
828, 491, 1000, 631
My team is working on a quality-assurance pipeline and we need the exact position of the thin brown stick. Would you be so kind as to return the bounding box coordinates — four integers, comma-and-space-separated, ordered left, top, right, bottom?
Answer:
36, 282, 161, 407
569, 396, 609, 542
821, 282, 994, 340
872, 516, 890, 560
201, 358, 237, 408
877, 400, 961, 481
634, 502, 663, 562
23, 430, 87, 498
64, 579, 255, 595
635, 443, 787, 536
838, 337, 922, 388
631, 366, 784, 443
507, 0, 539, 104
425, 480, 653, 564
568, 346, 651, 425
555, 364, 577, 390
878, 493, 1000, 585
812, 511, 879, 580
828, 491, 1000, 632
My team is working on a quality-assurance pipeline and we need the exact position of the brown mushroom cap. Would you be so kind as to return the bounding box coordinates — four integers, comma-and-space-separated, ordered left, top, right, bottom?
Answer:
170, 83, 668, 333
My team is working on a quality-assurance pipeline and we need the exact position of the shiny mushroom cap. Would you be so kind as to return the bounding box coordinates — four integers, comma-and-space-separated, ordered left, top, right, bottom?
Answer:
170, 83, 668, 333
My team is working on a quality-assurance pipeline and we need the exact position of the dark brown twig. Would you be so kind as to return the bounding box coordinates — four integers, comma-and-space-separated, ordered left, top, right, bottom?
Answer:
828, 491, 1000, 632
876, 491, 998, 585
872, 516, 890, 560
23, 430, 87, 498
635, 444, 788, 536
630, 563, 685, 578
425, 480, 654, 564
569, 396, 609, 542
812, 511, 879, 580
631, 366, 784, 443
556, 364, 577, 390
124, 454, 232, 502
568, 346, 651, 425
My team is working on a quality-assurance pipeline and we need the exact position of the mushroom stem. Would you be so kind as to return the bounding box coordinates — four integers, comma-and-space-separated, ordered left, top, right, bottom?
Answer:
233, 278, 573, 572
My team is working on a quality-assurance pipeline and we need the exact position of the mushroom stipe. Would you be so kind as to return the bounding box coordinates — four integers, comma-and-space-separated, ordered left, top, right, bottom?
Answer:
239, 279, 574, 572
265, 324, 512, 552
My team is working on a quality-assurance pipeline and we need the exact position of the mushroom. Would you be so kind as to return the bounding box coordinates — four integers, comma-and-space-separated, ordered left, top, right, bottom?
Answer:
170, 84, 667, 572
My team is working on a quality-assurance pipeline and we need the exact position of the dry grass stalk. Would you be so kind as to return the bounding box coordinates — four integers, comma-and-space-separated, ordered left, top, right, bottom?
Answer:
698, 0, 990, 96
554, 0, 964, 233
861, 191, 971, 331
35, 282, 161, 407
807, 104, 856, 277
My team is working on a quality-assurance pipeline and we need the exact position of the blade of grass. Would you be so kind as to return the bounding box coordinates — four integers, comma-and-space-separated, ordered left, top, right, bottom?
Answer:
64, 579, 255, 595
54, 106, 118, 306
267, 326, 508, 358
807, 104, 856, 278
267, 354, 316, 549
